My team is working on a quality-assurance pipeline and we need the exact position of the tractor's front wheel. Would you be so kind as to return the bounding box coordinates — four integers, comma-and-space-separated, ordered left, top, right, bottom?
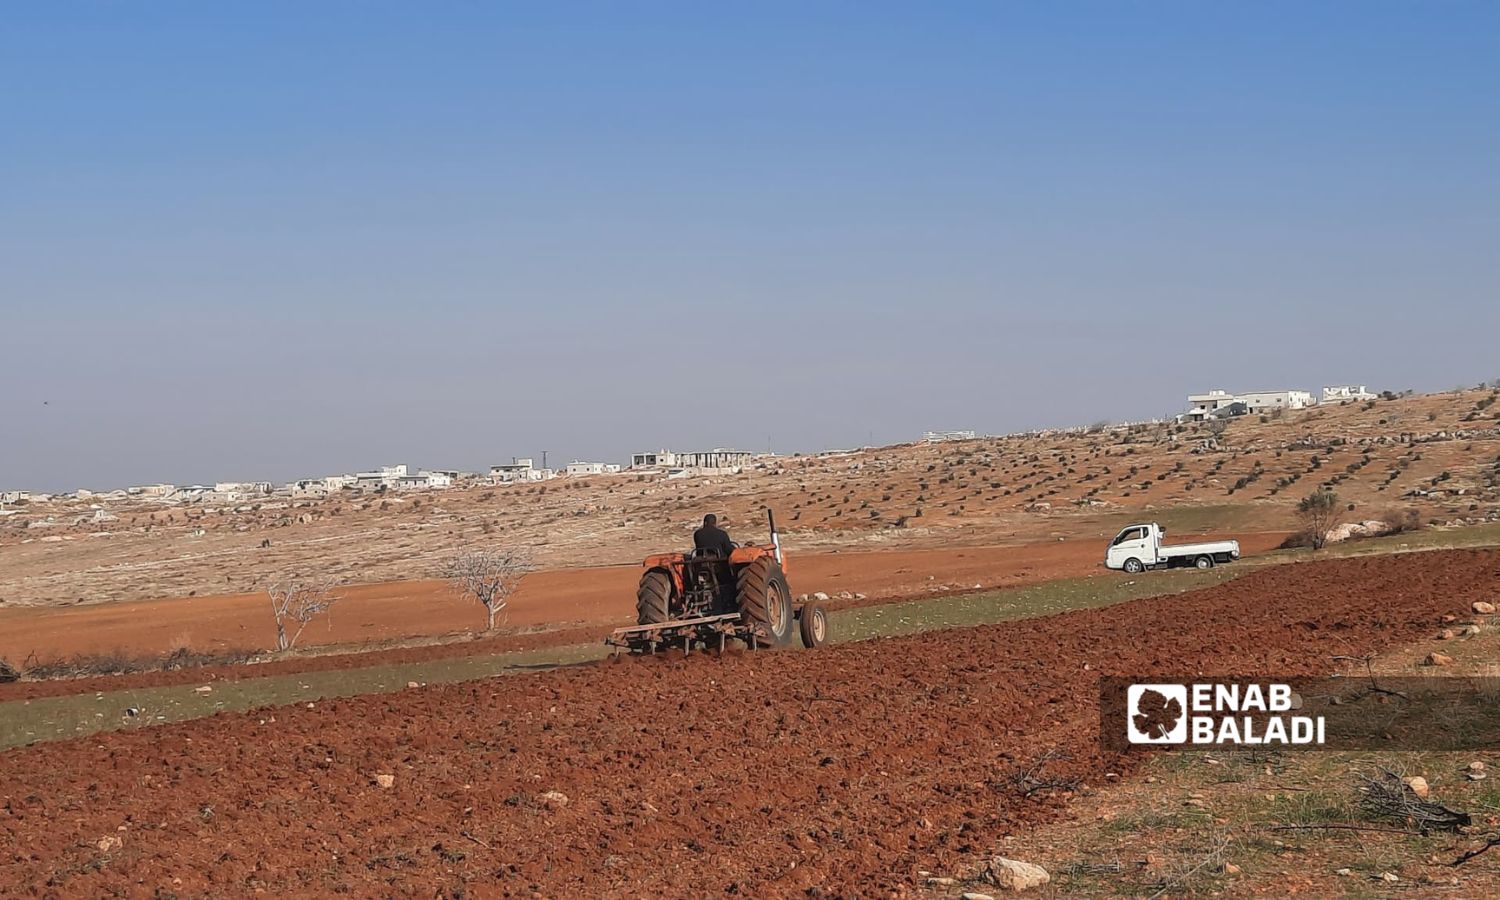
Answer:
737, 558, 792, 647
799, 602, 828, 649
637, 569, 672, 626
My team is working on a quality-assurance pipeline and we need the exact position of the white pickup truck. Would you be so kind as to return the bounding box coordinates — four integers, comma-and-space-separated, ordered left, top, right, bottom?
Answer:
1104, 522, 1240, 574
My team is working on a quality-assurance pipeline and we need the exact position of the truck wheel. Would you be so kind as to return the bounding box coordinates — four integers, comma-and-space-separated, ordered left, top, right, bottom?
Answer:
1195, 555, 1214, 570
799, 602, 827, 649
1123, 558, 1144, 574
636, 570, 671, 625
737, 558, 792, 647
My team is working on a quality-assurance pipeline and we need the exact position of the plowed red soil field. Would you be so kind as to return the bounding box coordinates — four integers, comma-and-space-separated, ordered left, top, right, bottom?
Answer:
0, 533, 1288, 663
3, 549, 1494, 896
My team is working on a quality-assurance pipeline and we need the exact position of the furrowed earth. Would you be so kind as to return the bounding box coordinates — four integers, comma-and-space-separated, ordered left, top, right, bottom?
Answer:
2, 549, 1494, 896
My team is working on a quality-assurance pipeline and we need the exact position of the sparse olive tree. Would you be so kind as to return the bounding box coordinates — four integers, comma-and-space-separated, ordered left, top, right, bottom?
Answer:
445, 548, 534, 631
266, 578, 340, 651
1295, 489, 1344, 550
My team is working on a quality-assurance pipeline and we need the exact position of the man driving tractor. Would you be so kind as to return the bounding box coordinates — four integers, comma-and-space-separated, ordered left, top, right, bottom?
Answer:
608, 508, 827, 654
693, 513, 735, 557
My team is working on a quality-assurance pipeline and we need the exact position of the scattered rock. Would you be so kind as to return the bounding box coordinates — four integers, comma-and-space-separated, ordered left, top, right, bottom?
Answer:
1462, 624, 1483, 636
962, 893, 996, 900
539, 790, 570, 809
193, 685, 212, 694
926, 876, 956, 886
96, 835, 123, 853
984, 856, 1050, 892
1336, 867, 1353, 876
1223, 862, 1241, 876
1404, 776, 1430, 799
1438, 629, 1457, 640
812, 592, 830, 602
1473, 601, 1496, 615
852, 592, 866, 600
1469, 761, 1487, 772
373, 773, 395, 789
1441, 614, 1458, 624
1378, 871, 1399, 883
406, 681, 420, 689
1424, 652, 1455, 667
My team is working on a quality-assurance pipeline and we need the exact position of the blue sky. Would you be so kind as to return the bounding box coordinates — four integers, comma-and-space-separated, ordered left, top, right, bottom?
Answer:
4, 2, 1498, 491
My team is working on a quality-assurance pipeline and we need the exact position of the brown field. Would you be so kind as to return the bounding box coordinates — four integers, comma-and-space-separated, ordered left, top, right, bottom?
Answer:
1, 548, 1493, 895
0, 532, 1290, 662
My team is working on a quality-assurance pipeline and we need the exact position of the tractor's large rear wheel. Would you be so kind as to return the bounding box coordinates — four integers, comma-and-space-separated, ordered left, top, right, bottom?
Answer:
737, 558, 792, 647
637, 569, 672, 626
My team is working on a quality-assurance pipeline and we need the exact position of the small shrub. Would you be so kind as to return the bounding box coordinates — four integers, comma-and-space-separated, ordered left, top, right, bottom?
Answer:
1295, 489, 1344, 550
1378, 507, 1424, 535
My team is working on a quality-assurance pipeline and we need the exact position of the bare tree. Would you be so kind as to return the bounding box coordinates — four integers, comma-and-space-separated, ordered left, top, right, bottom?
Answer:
445, 548, 534, 631
1295, 489, 1344, 550
266, 578, 340, 651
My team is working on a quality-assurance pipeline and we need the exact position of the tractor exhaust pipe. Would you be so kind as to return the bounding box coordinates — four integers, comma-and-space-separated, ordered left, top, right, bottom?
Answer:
767, 508, 782, 565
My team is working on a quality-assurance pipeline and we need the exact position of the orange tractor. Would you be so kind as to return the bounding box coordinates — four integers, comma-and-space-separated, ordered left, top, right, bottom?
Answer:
606, 510, 828, 654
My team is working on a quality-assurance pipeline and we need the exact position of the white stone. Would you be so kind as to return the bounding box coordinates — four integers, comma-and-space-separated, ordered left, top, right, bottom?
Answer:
985, 856, 1050, 892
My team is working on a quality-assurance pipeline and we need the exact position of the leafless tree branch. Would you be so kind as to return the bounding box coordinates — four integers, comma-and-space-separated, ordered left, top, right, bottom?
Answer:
444, 547, 534, 632
266, 578, 340, 652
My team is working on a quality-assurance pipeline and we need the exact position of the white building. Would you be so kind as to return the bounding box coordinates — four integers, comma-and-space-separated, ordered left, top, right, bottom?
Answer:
214, 481, 272, 495
1237, 390, 1314, 413
290, 479, 330, 498
631, 450, 679, 468
1185, 389, 1313, 419
923, 430, 977, 443
1185, 390, 1239, 420
346, 465, 412, 491
630, 448, 753, 470
490, 458, 554, 483
565, 461, 622, 477
1322, 384, 1376, 403
420, 470, 457, 488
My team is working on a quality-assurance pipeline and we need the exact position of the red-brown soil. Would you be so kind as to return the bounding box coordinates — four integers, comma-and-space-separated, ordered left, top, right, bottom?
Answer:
0, 533, 1288, 665
1, 549, 1492, 896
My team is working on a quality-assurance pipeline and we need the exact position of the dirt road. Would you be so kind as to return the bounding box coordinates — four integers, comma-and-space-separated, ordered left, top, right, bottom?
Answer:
0, 533, 1289, 661
1, 547, 1488, 895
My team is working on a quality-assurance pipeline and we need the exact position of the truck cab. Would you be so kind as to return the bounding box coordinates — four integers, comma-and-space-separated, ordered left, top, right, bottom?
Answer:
1106, 523, 1161, 571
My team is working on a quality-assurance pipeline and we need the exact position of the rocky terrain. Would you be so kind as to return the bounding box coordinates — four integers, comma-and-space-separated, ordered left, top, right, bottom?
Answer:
2, 388, 1497, 609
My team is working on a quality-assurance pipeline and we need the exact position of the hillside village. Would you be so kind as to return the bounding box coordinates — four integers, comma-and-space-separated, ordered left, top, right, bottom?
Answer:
0, 382, 1401, 509
2, 385, 1498, 610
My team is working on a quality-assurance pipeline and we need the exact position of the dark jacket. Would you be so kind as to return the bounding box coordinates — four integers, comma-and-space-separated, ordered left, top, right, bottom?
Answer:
693, 524, 735, 557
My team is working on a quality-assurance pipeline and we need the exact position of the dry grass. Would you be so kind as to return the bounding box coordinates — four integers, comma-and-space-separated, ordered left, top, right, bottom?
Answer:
18, 646, 262, 681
